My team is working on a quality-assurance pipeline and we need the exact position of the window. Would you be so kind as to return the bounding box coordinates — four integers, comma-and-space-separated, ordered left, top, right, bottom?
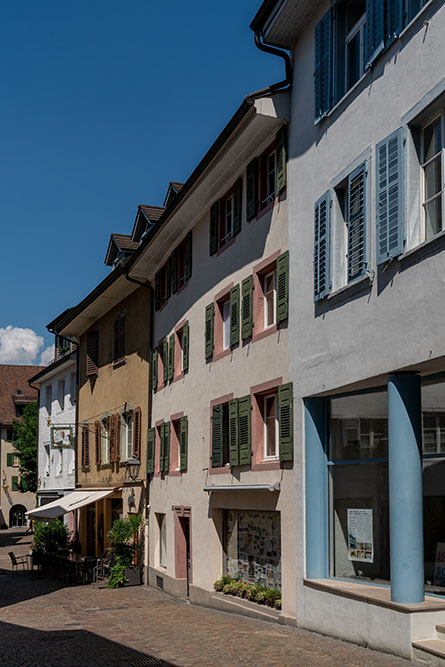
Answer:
86, 331, 99, 376
6, 428, 13, 442
210, 286, 240, 360
12, 453, 19, 467
46, 386, 53, 415
209, 179, 242, 255
246, 127, 287, 221
222, 300, 231, 350
15, 403, 25, 418
154, 232, 192, 310
263, 394, 279, 460
169, 417, 188, 473
265, 150, 277, 206
422, 115, 444, 241
157, 513, 167, 568
113, 313, 126, 364
423, 413, 445, 454
175, 321, 189, 377
57, 449, 63, 476
211, 402, 231, 467
58, 379, 65, 411
120, 413, 133, 461
253, 252, 289, 337
12, 476, 19, 491
345, 2, 366, 91
263, 271, 276, 329
101, 418, 110, 464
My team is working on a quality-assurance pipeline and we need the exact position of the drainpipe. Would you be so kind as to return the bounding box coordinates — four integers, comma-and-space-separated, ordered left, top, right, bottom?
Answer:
246, 31, 292, 100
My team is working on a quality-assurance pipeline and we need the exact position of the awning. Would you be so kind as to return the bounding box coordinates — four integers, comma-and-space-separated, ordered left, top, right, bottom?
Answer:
26, 489, 116, 521
203, 482, 281, 493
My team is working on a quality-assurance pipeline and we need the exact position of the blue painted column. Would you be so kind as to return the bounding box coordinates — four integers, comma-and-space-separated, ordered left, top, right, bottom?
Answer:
388, 374, 424, 603
305, 398, 329, 579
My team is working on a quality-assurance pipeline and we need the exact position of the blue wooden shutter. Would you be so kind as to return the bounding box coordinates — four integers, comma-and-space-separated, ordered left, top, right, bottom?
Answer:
314, 9, 332, 122
313, 192, 331, 301
407, 0, 422, 22
347, 163, 367, 282
386, 0, 403, 43
376, 128, 404, 264
238, 395, 251, 466
212, 405, 223, 468
366, 0, 385, 66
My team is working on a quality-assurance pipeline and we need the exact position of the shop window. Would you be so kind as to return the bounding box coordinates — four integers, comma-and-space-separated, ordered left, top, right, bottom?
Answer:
157, 513, 167, 568
330, 391, 390, 582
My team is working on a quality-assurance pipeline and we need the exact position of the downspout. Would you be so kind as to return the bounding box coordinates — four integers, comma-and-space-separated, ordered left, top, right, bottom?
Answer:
246, 31, 292, 100
123, 269, 153, 583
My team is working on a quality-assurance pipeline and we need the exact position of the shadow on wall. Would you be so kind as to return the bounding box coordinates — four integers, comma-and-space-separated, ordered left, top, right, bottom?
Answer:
0, 618, 174, 667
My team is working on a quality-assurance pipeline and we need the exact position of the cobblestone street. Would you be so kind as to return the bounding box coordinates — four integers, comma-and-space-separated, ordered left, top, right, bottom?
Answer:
0, 529, 412, 667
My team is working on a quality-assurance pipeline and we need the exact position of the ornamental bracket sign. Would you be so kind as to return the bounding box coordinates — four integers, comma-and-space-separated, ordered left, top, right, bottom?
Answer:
50, 426, 74, 449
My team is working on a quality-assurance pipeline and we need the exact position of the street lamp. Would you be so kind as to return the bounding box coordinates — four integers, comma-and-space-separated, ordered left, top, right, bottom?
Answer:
126, 457, 141, 481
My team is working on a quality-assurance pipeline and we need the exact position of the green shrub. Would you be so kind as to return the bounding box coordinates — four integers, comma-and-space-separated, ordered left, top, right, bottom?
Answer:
264, 588, 281, 606
107, 515, 142, 589
246, 585, 257, 601
107, 562, 127, 589
32, 520, 68, 555
274, 599, 282, 610
254, 590, 267, 604
214, 579, 225, 592
222, 583, 232, 594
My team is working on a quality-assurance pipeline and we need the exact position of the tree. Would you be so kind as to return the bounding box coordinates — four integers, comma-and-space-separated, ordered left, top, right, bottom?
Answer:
12, 401, 38, 493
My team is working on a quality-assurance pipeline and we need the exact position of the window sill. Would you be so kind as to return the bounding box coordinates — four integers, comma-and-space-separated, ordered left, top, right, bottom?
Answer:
213, 348, 232, 363
326, 274, 372, 305
173, 372, 185, 383
400, 229, 445, 268
216, 236, 236, 257
251, 459, 281, 472
209, 463, 232, 476
169, 469, 182, 477
252, 324, 278, 344
255, 197, 279, 222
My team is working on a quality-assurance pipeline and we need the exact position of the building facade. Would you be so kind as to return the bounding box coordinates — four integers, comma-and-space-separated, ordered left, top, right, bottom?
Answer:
127, 95, 295, 616
29, 339, 77, 526
0, 365, 42, 527
252, 0, 445, 659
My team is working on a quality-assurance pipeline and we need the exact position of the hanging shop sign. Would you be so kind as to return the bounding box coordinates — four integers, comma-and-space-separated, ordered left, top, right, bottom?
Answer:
434, 543, 445, 587
347, 508, 374, 563
50, 425, 74, 448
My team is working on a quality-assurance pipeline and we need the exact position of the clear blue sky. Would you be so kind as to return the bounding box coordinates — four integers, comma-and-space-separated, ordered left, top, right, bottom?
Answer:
0, 0, 282, 363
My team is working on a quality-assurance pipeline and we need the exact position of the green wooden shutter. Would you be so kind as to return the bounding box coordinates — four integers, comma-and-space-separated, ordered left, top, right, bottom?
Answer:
166, 262, 171, 300
6, 453, 13, 467
12, 476, 18, 491
314, 9, 332, 122
233, 177, 243, 237
163, 421, 170, 473
278, 383, 293, 462
180, 416, 188, 471
168, 333, 175, 381
246, 159, 258, 221
146, 427, 155, 474
314, 192, 331, 301
152, 348, 158, 391
230, 284, 240, 347
347, 163, 367, 282
238, 395, 251, 465
210, 202, 219, 255
228, 399, 239, 467
211, 404, 223, 468
170, 249, 178, 294
241, 275, 253, 340
366, 0, 385, 66
159, 424, 165, 472
184, 231, 192, 280
205, 303, 214, 361
376, 128, 404, 264
276, 251, 289, 323
276, 126, 287, 195
182, 321, 189, 373
155, 271, 161, 311
163, 338, 168, 383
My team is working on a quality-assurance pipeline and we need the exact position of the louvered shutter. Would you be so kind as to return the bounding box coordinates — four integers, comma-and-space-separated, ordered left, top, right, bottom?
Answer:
170, 249, 178, 294
276, 251, 289, 323
159, 424, 165, 473
155, 271, 161, 311
230, 284, 240, 347
238, 395, 251, 466
386, 0, 403, 42
152, 348, 158, 391
347, 163, 367, 282
95, 421, 101, 465
182, 321, 189, 373
184, 231, 192, 280
211, 405, 223, 468
241, 276, 253, 340
407, 0, 422, 22
210, 202, 219, 255
86, 331, 99, 376
246, 159, 258, 221
133, 407, 141, 460
116, 414, 122, 463
278, 383, 293, 462
6, 453, 13, 467
228, 399, 239, 467
108, 415, 115, 463
82, 425, 90, 467
166, 262, 171, 300
205, 303, 214, 361
163, 338, 169, 383
276, 126, 287, 194
314, 9, 332, 122
376, 128, 404, 264
233, 177, 242, 237
180, 416, 188, 472
314, 192, 331, 301
163, 421, 170, 473
146, 427, 155, 474
168, 333, 175, 381
366, 0, 385, 65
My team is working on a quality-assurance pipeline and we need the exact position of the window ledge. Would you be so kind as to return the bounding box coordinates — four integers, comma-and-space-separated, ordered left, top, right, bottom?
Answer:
327, 274, 372, 304
252, 324, 278, 344
304, 578, 445, 613
216, 236, 236, 257
213, 348, 232, 363
400, 230, 445, 268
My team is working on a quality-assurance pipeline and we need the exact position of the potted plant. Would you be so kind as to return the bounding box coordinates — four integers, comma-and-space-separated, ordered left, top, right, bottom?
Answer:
107, 514, 142, 588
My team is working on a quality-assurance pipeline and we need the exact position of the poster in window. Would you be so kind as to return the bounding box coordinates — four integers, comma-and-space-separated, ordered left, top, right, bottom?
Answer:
347, 508, 373, 563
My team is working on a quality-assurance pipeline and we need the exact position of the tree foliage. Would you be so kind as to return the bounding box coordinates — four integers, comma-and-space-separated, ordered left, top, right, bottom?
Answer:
12, 401, 38, 493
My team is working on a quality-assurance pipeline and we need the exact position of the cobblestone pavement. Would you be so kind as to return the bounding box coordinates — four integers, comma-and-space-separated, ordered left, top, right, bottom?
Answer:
0, 529, 411, 667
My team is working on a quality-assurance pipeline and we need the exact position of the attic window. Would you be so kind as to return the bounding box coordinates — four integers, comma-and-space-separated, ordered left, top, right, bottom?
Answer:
16, 390, 22, 395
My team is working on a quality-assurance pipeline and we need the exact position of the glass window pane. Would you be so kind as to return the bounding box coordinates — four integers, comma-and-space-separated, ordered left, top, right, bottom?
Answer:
425, 197, 442, 239
347, 31, 360, 89
424, 118, 442, 162
265, 395, 277, 458
223, 300, 230, 349
424, 157, 442, 200
331, 392, 388, 461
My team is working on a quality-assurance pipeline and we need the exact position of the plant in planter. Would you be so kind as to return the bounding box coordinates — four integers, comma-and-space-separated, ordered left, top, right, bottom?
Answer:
32, 520, 68, 566
107, 514, 142, 589
214, 576, 282, 609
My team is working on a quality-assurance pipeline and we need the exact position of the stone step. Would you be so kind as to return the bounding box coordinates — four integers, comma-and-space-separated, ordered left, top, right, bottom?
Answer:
412, 639, 445, 666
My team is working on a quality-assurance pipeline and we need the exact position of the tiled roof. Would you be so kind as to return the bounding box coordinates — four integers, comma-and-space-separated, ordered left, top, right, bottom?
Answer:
110, 234, 139, 252
0, 365, 44, 426
139, 205, 165, 221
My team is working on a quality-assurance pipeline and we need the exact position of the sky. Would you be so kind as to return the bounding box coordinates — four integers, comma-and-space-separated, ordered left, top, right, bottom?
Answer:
0, 0, 282, 366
